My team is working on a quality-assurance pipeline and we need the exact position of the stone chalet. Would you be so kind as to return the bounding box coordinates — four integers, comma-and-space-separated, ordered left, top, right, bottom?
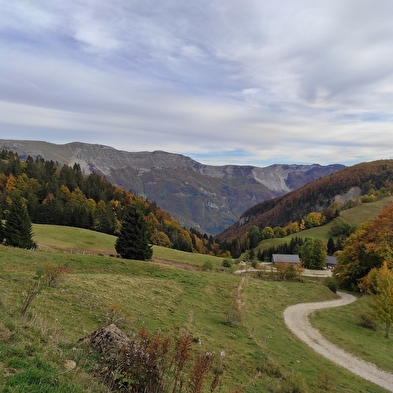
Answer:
271, 254, 301, 265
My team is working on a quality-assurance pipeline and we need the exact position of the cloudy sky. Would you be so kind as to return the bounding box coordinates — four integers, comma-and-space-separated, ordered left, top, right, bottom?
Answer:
0, 1, 392, 167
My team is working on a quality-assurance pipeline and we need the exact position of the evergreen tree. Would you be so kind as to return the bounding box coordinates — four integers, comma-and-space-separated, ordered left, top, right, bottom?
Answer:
327, 236, 336, 255
4, 197, 37, 249
248, 225, 262, 249
115, 206, 152, 260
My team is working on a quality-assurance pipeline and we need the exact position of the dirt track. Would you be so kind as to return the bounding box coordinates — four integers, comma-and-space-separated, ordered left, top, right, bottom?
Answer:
284, 292, 393, 392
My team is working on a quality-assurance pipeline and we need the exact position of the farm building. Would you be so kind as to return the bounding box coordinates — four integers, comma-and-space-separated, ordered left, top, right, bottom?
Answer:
326, 256, 337, 268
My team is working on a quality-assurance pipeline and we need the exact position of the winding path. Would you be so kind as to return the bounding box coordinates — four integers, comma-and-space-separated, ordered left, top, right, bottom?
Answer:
284, 291, 393, 392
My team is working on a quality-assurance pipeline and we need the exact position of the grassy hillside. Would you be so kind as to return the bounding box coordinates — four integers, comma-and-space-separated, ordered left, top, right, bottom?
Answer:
32, 224, 225, 269
33, 224, 117, 254
256, 195, 393, 251
0, 226, 391, 392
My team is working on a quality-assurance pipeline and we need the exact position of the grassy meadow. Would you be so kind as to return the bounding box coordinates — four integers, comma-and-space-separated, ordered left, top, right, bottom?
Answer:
256, 194, 393, 251
0, 224, 391, 392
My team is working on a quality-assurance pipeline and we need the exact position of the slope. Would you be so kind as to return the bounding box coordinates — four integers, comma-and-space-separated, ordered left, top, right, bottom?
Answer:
218, 159, 393, 242
1, 229, 390, 392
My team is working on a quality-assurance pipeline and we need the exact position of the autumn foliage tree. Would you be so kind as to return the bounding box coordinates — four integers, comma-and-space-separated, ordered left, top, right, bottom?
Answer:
360, 262, 393, 338
335, 203, 393, 290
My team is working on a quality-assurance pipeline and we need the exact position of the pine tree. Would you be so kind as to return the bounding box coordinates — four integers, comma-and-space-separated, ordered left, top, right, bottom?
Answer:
327, 236, 336, 255
115, 206, 153, 260
4, 197, 37, 249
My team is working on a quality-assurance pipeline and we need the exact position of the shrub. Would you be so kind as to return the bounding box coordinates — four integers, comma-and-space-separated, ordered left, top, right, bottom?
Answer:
222, 259, 232, 268
359, 313, 378, 331
324, 276, 338, 293
103, 325, 223, 393
20, 280, 41, 316
258, 358, 284, 378
202, 260, 213, 271
37, 262, 71, 287
281, 372, 308, 393
20, 264, 71, 316
319, 372, 334, 391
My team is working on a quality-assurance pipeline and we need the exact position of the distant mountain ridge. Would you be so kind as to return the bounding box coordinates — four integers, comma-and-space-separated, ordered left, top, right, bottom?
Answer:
0, 139, 345, 234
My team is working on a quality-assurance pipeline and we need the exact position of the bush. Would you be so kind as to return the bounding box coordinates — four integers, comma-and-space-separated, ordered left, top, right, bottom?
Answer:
325, 276, 338, 293
37, 262, 71, 287
222, 259, 232, 268
251, 258, 259, 268
202, 260, 213, 271
99, 324, 224, 393
359, 313, 378, 331
20, 280, 40, 316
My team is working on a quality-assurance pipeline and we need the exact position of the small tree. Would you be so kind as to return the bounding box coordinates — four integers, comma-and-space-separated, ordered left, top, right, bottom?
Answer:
248, 226, 262, 249
329, 217, 353, 237
300, 238, 327, 270
115, 206, 152, 260
4, 197, 36, 249
261, 226, 274, 240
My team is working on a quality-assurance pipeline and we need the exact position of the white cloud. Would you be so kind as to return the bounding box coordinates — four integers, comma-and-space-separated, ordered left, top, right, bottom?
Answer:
0, 0, 392, 167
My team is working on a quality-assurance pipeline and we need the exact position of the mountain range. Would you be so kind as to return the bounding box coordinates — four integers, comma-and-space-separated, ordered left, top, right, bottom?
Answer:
0, 139, 344, 234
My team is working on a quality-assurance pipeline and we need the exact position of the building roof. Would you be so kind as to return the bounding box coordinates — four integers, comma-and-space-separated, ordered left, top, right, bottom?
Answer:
326, 256, 337, 266
271, 254, 300, 264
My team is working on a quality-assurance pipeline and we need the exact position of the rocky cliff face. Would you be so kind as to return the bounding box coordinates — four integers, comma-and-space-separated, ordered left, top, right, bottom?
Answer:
0, 139, 345, 234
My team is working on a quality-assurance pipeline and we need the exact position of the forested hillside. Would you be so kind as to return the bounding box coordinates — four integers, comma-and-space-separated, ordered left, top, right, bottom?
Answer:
218, 159, 393, 249
0, 151, 225, 256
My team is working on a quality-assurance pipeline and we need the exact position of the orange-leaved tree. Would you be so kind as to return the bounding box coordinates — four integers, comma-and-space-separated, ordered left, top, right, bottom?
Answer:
335, 203, 393, 290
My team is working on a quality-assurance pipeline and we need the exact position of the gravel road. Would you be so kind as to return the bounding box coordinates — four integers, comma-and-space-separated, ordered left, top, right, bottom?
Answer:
284, 291, 393, 392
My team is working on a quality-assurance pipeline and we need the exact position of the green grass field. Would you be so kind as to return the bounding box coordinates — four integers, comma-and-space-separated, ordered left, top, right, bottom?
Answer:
33, 224, 117, 254
0, 225, 391, 392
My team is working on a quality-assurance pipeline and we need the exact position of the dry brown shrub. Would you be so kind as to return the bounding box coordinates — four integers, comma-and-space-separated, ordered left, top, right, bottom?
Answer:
39, 262, 71, 287
87, 319, 224, 393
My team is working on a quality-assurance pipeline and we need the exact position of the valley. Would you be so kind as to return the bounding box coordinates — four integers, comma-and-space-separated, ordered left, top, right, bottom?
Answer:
0, 139, 344, 234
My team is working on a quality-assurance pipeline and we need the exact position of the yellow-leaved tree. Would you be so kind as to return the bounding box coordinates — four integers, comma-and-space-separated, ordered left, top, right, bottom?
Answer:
360, 261, 393, 338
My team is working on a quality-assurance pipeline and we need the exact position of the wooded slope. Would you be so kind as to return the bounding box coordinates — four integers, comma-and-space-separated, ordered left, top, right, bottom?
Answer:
217, 160, 393, 243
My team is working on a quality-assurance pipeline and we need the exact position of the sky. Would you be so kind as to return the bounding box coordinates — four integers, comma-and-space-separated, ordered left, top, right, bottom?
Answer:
0, 1, 392, 167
